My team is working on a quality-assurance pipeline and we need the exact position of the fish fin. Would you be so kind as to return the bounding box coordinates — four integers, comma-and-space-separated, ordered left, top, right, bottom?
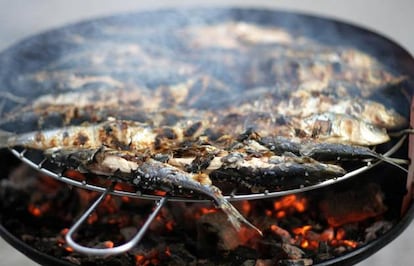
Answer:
218, 198, 263, 236
375, 154, 408, 173
0, 129, 13, 148
211, 186, 262, 236
389, 128, 414, 138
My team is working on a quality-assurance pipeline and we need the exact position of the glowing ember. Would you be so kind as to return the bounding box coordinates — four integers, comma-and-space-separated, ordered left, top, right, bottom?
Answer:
276, 210, 286, 218
135, 254, 145, 265
165, 246, 171, 257
87, 212, 98, 224
134, 252, 161, 266
165, 220, 174, 231
153, 190, 167, 196
273, 195, 307, 215
241, 200, 252, 215
292, 225, 312, 235
288, 225, 359, 250
27, 204, 42, 217
336, 228, 346, 240
104, 241, 114, 248
27, 203, 51, 217
200, 207, 217, 214
342, 240, 358, 249
64, 169, 86, 181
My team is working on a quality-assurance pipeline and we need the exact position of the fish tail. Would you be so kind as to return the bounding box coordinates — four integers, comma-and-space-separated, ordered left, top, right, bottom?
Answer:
0, 129, 13, 148
146, 161, 263, 235
375, 154, 408, 173
210, 186, 263, 236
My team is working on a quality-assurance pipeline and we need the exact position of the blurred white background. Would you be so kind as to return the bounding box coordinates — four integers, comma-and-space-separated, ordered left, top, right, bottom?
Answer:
0, 1, 412, 265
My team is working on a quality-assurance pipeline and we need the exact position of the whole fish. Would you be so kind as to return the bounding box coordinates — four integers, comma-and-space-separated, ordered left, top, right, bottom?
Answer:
276, 88, 407, 130
291, 112, 390, 146
0, 119, 206, 153
205, 152, 346, 189
45, 147, 262, 235
259, 136, 407, 172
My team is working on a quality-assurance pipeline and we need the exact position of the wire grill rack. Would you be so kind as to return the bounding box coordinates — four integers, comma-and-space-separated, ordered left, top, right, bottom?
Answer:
8, 135, 406, 256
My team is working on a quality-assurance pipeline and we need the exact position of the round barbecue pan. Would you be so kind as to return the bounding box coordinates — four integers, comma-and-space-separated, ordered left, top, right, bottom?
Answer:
0, 8, 413, 266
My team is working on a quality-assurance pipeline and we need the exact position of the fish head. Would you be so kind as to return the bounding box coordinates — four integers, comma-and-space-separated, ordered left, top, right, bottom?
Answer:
363, 101, 407, 130
358, 122, 390, 146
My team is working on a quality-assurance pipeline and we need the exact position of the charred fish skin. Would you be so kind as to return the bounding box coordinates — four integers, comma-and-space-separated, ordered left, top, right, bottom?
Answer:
299, 142, 378, 162
208, 153, 346, 189
259, 136, 390, 162
258, 136, 301, 155
45, 147, 99, 173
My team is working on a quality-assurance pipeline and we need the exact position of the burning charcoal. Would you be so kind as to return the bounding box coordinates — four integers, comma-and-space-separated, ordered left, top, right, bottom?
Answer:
278, 258, 313, 266
364, 220, 393, 242
120, 226, 137, 240
268, 224, 294, 244
255, 259, 275, 266
231, 245, 258, 260
319, 183, 387, 227
256, 238, 287, 260
196, 211, 244, 255
165, 243, 197, 265
241, 259, 256, 266
316, 241, 334, 261
62, 256, 81, 265
281, 243, 305, 259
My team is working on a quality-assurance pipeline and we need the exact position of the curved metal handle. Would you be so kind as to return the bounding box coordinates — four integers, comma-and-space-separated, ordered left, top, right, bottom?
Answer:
65, 184, 168, 256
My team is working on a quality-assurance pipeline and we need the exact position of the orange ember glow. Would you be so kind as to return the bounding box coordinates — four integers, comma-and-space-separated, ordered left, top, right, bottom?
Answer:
241, 200, 251, 215
193, 207, 218, 220
135, 255, 145, 265
104, 241, 114, 248
336, 228, 346, 240
87, 212, 98, 224
28, 203, 51, 217
114, 183, 135, 193
64, 169, 86, 181
266, 195, 308, 220
165, 246, 171, 257
276, 210, 286, 219
289, 224, 359, 250
134, 254, 160, 266
153, 190, 167, 196
292, 225, 312, 235
301, 240, 310, 249
343, 240, 358, 249
60, 228, 69, 235
165, 220, 174, 231
121, 196, 131, 203
265, 209, 272, 217
200, 207, 217, 215
28, 204, 42, 217
273, 195, 307, 214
